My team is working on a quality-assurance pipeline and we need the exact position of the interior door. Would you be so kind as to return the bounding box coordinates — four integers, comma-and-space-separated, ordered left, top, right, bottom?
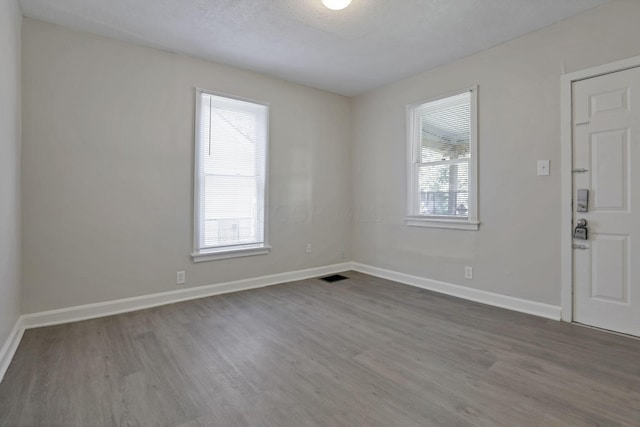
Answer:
572, 67, 640, 337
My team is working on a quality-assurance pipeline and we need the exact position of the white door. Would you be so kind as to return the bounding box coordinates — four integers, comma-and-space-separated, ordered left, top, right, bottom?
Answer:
572, 67, 640, 337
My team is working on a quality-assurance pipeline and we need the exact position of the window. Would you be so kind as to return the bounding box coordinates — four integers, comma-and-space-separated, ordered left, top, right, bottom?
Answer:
406, 87, 479, 230
192, 90, 269, 262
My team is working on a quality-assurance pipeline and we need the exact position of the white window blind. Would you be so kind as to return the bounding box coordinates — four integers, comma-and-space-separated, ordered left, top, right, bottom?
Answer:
194, 91, 269, 260
406, 88, 479, 230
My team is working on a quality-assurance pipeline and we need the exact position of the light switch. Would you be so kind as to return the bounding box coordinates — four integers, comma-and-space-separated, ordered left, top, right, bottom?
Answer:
537, 160, 550, 176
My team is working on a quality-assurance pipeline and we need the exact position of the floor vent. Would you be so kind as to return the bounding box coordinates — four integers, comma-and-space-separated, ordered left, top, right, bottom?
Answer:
320, 274, 349, 283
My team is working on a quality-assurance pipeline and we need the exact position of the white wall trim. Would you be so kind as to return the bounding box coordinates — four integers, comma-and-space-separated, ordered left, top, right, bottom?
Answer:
0, 317, 25, 384
17, 261, 565, 330
560, 67, 574, 323
3, 260, 565, 384
352, 263, 562, 320
405, 217, 480, 230
560, 54, 640, 323
20, 263, 352, 330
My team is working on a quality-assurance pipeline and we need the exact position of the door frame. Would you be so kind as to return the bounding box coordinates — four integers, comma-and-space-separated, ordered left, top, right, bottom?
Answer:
560, 54, 640, 323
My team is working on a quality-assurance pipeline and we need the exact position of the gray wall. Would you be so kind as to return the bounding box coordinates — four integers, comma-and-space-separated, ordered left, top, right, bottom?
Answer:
0, 0, 22, 342
351, 0, 640, 306
21, 19, 352, 313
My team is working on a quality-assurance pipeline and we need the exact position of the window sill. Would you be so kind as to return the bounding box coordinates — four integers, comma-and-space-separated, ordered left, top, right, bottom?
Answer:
192, 245, 271, 263
405, 216, 480, 231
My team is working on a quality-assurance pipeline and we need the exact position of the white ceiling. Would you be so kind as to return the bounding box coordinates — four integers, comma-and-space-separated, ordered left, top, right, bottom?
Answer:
19, 0, 610, 96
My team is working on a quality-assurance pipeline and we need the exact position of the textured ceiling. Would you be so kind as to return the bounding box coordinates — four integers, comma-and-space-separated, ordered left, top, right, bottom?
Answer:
19, 0, 610, 96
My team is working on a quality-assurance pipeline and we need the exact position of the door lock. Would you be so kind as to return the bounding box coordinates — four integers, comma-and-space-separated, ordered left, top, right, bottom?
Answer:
577, 189, 589, 212
574, 218, 588, 240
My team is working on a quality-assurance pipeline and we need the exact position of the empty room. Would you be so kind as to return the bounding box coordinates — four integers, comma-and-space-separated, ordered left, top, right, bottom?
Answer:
1, 0, 640, 425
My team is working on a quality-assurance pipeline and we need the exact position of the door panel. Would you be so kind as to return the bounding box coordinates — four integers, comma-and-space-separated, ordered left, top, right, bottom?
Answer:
591, 234, 628, 303
589, 88, 629, 116
573, 67, 640, 337
591, 129, 628, 210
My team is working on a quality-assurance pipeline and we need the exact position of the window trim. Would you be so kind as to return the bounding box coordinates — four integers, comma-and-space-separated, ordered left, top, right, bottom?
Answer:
191, 244, 272, 263
192, 88, 270, 262
405, 86, 479, 231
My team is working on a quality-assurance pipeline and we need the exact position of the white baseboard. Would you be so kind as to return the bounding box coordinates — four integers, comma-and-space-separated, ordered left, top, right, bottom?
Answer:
2, 260, 562, 384
0, 316, 25, 384
21, 262, 352, 330
351, 263, 562, 321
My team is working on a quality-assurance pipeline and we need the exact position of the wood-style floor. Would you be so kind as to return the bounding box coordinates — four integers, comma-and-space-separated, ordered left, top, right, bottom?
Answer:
1, 271, 639, 426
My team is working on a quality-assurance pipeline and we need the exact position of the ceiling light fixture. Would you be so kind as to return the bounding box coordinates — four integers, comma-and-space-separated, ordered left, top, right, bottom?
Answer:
322, 0, 352, 11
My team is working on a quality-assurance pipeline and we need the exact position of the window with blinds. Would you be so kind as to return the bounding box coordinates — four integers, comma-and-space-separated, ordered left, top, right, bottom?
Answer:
193, 90, 269, 261
406, 88, 479, 230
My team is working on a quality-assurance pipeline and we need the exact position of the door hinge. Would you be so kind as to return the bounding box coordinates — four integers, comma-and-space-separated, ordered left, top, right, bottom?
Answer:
572, 168, 589, 173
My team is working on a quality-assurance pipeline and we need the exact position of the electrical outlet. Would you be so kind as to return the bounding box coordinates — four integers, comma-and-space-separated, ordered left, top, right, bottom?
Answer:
464, 266, 473, 280
176, 271, 186, 285
306, 243, 312, 254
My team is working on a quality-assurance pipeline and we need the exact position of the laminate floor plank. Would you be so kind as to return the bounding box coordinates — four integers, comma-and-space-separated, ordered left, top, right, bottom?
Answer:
1, 271, 639, 426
